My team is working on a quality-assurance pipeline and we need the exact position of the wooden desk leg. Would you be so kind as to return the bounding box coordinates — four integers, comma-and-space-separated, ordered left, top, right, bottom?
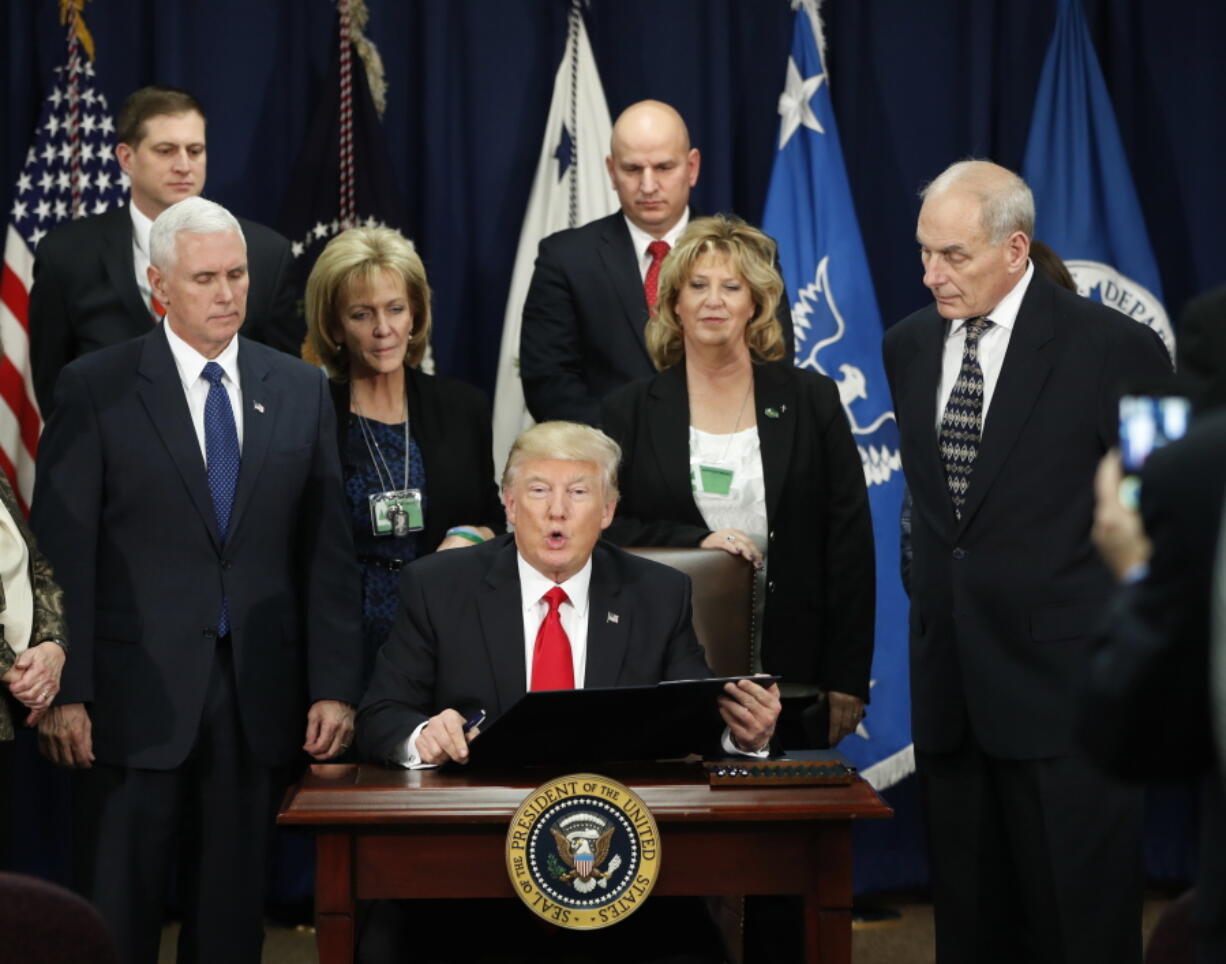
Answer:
315, 832, 355, 964
804, 823, 854, 964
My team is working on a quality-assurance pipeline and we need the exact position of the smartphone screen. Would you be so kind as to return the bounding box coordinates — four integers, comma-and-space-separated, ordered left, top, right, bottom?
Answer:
1118, 393, 1191, 508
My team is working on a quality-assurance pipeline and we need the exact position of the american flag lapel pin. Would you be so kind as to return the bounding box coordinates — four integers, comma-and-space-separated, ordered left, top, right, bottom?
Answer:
607, 612, 619, 624
253, 401, 265, 413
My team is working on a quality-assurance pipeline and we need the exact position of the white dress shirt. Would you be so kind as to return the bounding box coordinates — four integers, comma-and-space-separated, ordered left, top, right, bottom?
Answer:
129, 203, 159, 321
624, 209, 691, 282
0, 499, 33, 655
935, 261, 1035, 430
163, 321, 245, 458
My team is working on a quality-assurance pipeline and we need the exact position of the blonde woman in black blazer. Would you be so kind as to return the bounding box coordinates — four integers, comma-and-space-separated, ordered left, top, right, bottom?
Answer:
601, 215, 874, 748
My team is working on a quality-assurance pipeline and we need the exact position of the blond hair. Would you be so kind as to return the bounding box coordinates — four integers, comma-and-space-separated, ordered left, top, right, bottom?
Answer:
645, 214, 786, 370
501, 421, 621, 502
305, 226, 433, 378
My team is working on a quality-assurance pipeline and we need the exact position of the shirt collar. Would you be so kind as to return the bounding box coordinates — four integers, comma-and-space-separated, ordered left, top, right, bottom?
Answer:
950, 260, 1034, 335
129, 201, 154, 258
164, 318, 241, 390
624, 207, 691, 266
516, 550, 593, 618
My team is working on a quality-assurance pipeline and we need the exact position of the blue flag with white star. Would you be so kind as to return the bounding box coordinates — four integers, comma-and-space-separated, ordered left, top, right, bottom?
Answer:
761, 1, 910, 788
1022, 0, 1173, 355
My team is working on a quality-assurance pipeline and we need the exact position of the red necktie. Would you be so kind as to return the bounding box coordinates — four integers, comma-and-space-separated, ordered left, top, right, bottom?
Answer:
643, 240, 670, 311
150, 294, 167, 321
530, 586, 574, 691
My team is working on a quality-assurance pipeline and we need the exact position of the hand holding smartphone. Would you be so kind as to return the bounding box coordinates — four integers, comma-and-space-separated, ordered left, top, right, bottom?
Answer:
1118, 385, 1191, 509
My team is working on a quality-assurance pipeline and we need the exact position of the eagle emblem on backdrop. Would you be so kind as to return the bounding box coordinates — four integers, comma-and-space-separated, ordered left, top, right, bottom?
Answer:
506, 774, 660, 930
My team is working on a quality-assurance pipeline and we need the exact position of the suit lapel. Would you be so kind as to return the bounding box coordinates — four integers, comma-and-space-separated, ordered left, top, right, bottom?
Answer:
647, 366, 701, 515
102, 205, 159, 333
135, 330, 221, 549
584, 546, 629, 687
899, 311, 957, 532
599, 216, 651, 362
754, 362, 798, 522
476, 541, 529, 713
958, 277, 1055, 530
226, 341, 278, 542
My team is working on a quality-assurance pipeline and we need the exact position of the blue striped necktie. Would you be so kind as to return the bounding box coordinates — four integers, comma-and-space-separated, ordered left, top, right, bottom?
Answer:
938, 317, 992, 520
202, 361, 240, 635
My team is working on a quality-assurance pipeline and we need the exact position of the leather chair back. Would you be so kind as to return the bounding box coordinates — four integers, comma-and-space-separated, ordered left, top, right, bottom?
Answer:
626, 546, 754, 677
0, 872, 118, 963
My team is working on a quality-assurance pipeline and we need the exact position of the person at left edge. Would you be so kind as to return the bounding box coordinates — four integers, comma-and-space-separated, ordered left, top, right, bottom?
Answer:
304, 226, 504, 688
31, 196, 362, 964
29, 85, 299, 417
357, 420, 780, 769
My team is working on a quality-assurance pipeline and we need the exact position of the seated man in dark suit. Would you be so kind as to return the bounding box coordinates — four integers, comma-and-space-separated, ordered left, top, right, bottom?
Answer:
519, 101, 794, 427
358, 419, 779, 767
29, 85, 299, 415
356, 420, 779, 963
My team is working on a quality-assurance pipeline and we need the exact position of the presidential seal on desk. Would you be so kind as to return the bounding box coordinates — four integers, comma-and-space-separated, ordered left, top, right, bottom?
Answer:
506, 773, 661, 930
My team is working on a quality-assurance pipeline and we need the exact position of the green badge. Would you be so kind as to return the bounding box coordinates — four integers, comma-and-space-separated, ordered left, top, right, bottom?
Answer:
698, 465, 734, 496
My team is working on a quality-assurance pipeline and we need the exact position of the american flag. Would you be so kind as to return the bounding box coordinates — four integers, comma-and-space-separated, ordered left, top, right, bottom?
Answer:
1, 19, 126, 511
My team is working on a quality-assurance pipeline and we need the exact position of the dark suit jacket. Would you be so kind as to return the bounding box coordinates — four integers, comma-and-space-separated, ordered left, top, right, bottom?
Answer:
356, 534, 712, 765
329, 367, 505, 551
519, 211, 796, 427
30, 328, 362, 770
1082, 409, 1226, 776
882, 270, 1171, 758
29, 203, 299, 416
1178, 283, 1226, 411
600, 360, 875, 699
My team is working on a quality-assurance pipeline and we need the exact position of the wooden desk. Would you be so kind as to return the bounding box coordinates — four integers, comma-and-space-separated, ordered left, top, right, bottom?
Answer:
279, 763, 892, 963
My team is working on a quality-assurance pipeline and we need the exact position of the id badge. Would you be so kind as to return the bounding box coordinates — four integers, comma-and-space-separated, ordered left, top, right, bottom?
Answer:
369, 488, 424, 537
690, 459, 735, 498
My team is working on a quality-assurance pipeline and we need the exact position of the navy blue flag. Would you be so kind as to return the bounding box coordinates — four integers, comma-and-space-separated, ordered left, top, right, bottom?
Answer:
762, 1, 910, 788
1022, 0, 1173, 354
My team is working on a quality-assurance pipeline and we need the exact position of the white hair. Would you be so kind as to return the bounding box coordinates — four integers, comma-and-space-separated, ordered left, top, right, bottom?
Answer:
921, 159, 1035, 244
149, 196, 245, 270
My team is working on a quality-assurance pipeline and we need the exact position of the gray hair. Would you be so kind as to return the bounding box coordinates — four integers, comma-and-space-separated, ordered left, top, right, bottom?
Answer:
501, 421, 621, 502
921, 159, 1035, 244
149, 196, 245, 270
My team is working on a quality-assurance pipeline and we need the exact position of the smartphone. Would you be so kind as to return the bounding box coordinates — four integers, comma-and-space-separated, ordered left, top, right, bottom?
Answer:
1118, 391, 1191, 508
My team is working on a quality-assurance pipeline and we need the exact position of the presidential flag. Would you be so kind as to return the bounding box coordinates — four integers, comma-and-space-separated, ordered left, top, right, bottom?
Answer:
2, 9, 126, 510
761, 0, 910, 789
490, 0, 618, 470
1022, 0, 1173, 355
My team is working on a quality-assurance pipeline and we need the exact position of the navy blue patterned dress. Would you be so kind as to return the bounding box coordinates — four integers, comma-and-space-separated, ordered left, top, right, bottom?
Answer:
344, 415, 427, 685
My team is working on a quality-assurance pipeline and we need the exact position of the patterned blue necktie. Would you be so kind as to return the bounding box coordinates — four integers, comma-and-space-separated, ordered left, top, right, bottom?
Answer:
202, 361, 240, 635
938, 317, 992, 520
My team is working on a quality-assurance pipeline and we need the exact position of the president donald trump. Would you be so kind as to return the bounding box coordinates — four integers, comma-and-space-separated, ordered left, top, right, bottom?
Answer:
358, 420, 779, 767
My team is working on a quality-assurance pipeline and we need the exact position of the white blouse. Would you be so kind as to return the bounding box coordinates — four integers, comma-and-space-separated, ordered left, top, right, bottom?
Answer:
689, 425, 769, 553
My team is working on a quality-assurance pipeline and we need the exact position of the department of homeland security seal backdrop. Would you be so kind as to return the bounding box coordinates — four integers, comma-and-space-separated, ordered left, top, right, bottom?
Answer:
506, 773, 661, 930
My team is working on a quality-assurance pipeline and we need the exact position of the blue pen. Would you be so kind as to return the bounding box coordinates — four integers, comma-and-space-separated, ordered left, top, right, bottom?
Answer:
463, 709, 487, 733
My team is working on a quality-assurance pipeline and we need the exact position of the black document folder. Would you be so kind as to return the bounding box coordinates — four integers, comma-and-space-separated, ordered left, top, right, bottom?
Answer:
461, 675, 779, 768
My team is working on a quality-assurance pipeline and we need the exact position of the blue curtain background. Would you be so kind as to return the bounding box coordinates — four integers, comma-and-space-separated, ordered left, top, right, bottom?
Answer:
3, 0, 1219, 896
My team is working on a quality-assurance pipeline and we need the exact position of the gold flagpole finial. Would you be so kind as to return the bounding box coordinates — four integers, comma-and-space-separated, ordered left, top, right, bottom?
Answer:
58, 0, 97, 62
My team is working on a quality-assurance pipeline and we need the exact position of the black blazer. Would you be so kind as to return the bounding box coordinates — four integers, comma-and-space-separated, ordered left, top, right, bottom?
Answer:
600, 360, 875, 699
31, 328, 362, 769
1082, 408, 1226, 777
29, 203, 300, 415
329, 367, 504, 552
883, 270, 1171, 757
356, 534, 712, 764
519, 211, 796, 427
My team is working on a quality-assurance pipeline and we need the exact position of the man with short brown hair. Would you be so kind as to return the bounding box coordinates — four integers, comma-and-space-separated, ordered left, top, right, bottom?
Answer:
29, 84, 299, 415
